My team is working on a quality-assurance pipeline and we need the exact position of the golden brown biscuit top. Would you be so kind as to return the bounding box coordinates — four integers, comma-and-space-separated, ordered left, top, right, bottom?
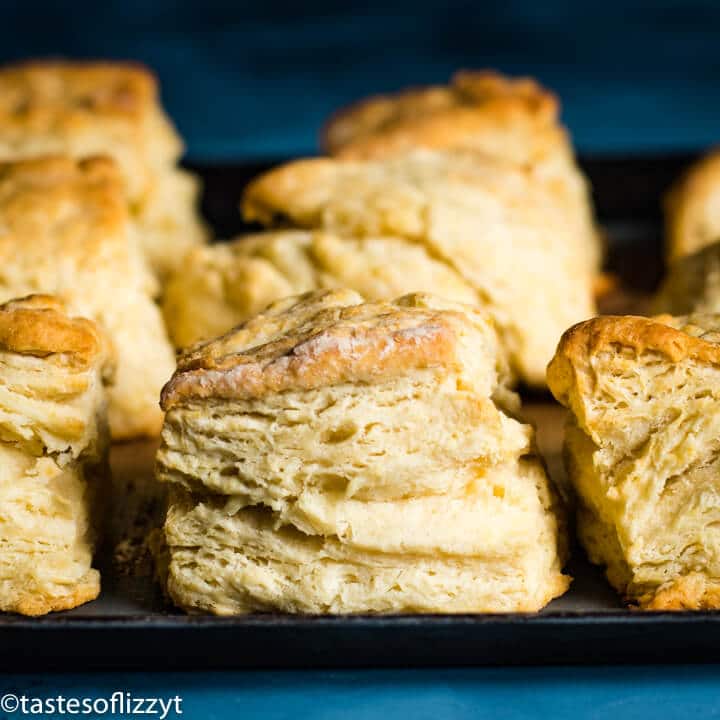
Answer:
0, 61, 183, 203
241, 148, 553, 230
547, 314, 720, 407
0, 61, 159, 129
0, 154, 129, 268
0, 294, 107, 367
161, 289, 498, 409
321, 70, 563, 162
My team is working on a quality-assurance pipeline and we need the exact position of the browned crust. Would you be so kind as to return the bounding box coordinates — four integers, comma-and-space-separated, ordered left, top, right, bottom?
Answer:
547, 315, 720, 407
0, 154, 129, 263
321, 70, 561, 160
0, 60, 159, 123
161, 293, 474, 409
0, 152, 122, 194
7, 569, 100, 616
0, 294, 105, 366
321, 71, 567, 161
637, 573, 720, 611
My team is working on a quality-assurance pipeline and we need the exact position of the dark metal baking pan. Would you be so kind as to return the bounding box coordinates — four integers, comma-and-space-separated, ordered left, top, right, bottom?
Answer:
2, 154, 718, 671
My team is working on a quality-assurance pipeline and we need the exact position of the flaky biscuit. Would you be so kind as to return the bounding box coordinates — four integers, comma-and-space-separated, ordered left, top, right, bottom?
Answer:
0, 295, 110, 615
162, 230, 478, 348
157, 290, 569, 614
548, 313, 720, 609
0, 61, 206, 277
665, 150, 720, 262
241, 150, 596, 385
0, 154, 175, 438
321, 70, 599, 271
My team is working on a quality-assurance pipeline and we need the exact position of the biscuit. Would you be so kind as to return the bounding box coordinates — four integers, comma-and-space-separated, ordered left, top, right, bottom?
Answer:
548, 313, 720, 609
162, 230, 478, 348
0, 295, 111, 615
0, 61, 207, 277
241, 150, 597, 386
665, 150, 720, 262
654, 240, 720, 315
321, 70, 599, 271
0, 154, 176, 438
157, 290, 569, 614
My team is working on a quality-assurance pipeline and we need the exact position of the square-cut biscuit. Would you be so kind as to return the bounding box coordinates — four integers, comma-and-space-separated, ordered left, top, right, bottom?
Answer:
665, 150, 720, 262
241, 150, 597, 386
548, 313, 720, 609
157, 290, 569, 614
162, 230, 479, 348
321, 70, 599, 273
0, 61, 207, 277
0, 154, 176, 438
0, 295, 111, 615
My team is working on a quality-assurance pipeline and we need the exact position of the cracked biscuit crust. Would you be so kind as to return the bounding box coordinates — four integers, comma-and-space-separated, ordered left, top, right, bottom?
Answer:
162, 289, 503, 409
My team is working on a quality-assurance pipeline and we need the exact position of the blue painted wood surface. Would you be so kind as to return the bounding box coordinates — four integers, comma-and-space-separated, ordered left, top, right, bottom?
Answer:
2, 666, 720, 719
0, 0, 719, 158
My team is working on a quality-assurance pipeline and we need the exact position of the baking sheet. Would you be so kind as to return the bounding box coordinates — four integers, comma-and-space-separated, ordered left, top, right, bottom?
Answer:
3, 155, 720, 670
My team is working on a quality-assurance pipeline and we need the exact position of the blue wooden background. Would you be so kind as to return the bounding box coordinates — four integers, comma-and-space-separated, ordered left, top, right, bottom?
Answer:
1, 0, 719, 159
4, 667, 720, 719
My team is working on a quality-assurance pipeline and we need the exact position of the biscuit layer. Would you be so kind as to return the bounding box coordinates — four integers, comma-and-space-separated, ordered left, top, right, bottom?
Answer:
164, 460, 569, 615
158, 373, 530, 501
321, 71, 599, 280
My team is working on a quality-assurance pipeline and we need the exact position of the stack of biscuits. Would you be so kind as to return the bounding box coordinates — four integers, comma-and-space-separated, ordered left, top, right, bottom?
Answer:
156, 290, 569, 614
0, 61, 207, 279
0, 60, 205, 616
0, 154, 176, 439
0, 296, 112, 615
